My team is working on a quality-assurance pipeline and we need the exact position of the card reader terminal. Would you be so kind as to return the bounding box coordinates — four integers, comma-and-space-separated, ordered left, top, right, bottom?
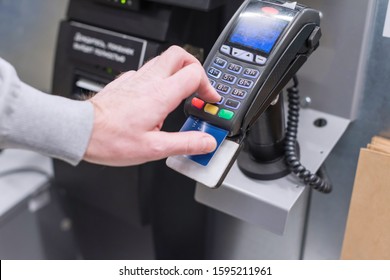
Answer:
167, 0, 321, 188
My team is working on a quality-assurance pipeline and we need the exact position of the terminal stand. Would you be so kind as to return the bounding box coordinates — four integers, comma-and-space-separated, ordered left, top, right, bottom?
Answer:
238, 94, 292, 181
195, 107, 350, 235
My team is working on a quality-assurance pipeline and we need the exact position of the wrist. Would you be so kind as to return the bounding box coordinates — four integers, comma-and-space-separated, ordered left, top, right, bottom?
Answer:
84, 99, 105, 162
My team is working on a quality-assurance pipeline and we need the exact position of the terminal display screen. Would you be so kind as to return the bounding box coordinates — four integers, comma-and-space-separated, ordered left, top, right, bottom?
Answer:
228, 3, 295, 55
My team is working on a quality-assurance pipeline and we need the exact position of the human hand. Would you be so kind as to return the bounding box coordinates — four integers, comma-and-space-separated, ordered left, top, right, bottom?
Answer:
84, 46, 221, 166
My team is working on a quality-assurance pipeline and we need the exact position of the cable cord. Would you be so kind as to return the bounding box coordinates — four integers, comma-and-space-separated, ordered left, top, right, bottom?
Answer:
284, 75, 332, 193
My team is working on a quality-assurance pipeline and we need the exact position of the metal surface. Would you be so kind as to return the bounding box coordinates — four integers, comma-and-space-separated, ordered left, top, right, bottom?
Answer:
196, 108, 350, 236
197, 167, 307, 235
205, 188, 310, 260
303, 0, 390, 260
297, 0, 376, 120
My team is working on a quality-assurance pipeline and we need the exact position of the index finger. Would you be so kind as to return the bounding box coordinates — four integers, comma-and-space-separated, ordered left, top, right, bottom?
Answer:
157, 63, 221, 114
146, 45, 202, 79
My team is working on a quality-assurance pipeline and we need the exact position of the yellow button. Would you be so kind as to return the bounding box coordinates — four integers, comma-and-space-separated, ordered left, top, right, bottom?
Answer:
204, 104, 219, 115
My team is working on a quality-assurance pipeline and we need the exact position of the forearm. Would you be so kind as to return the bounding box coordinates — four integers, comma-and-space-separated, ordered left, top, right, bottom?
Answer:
0, 58, 94, 165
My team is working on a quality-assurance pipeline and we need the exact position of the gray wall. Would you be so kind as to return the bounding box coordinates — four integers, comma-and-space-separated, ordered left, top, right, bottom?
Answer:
0, 0, 68, 92
298, 0, 376, 120
303, 0, 390, 259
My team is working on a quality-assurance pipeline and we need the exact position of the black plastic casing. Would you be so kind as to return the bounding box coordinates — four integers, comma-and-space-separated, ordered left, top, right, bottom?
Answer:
184, 0, 321, 137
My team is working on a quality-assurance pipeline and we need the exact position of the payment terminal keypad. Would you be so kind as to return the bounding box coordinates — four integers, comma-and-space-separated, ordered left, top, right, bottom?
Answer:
190, 54, 261, 121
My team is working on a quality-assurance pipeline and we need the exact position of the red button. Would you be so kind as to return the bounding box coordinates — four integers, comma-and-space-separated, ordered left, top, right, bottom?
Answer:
192, 97, 205, 109
262, 6, 279, 15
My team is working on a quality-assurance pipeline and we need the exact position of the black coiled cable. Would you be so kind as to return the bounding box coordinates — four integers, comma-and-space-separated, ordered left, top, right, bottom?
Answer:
284, 75, 332, 193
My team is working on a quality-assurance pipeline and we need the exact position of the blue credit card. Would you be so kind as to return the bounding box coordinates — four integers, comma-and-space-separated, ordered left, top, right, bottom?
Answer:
180, 116, 229, 166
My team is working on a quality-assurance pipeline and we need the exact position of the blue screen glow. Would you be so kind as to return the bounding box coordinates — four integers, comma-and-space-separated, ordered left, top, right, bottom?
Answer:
229, 13, 289, 54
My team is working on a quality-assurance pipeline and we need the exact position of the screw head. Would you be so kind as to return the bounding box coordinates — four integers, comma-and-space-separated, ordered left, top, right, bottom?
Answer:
301, 96, 312, 108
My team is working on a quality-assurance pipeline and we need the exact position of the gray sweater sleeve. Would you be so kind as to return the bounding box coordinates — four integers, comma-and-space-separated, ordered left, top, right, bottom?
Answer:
0, 58, 94, 165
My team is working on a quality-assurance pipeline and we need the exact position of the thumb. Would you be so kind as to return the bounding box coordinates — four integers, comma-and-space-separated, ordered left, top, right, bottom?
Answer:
147, 131, 217, 159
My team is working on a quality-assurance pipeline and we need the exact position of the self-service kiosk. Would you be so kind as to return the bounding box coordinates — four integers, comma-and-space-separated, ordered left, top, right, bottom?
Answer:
51, 0, 373, 260
52, 0, 243, 259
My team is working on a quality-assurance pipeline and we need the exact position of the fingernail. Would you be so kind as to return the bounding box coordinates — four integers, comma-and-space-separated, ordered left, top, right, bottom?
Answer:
202, 136, 217, 153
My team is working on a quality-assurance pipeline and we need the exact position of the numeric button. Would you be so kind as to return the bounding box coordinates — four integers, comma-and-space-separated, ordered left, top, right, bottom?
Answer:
227, 63, 242, 74
209, 79, 216, 86
214, 57, 227, 68
225, 99, 240, 109
215, 83, 231, 94
231, 89, 247, 99
222, 73, 237, 84
216, 97, 224, 105
243, 68, 260, 78
237, 78, 254, 89
208, 67, 222, 79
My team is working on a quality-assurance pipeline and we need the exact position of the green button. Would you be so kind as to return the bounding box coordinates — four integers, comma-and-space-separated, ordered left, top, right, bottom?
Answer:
218, 109, 234, 120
